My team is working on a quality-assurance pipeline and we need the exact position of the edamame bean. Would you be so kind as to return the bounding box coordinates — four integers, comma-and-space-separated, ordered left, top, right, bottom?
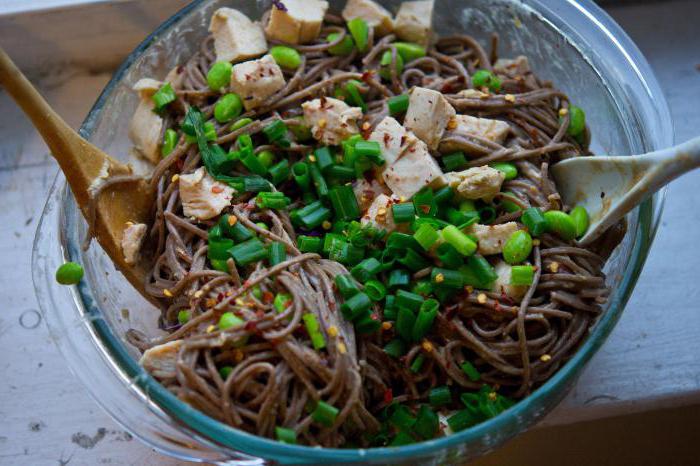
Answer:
161, 128, 179, 157
56, 262, 84, 285
207, 61, 232, 92
327, 33, 354, 56
230, 117, 253, 132
394, 42, 426, 62
218, 312, 244, 330
566, 106, 586, 136
543, 210, 577, 240
289, 117, 312, 142
472, 69, 501, 92
490, 162, 518, 180
270, 45, 302, 69
257, 150, 276, 169
503, 230, 533, 264
569, 205, 590, 238
347, 18, 369, 52
379, 50, 404, 81
214, 93, 243, 123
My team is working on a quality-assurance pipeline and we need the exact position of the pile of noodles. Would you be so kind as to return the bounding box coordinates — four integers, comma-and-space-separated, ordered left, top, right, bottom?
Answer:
124, 12, 624, 447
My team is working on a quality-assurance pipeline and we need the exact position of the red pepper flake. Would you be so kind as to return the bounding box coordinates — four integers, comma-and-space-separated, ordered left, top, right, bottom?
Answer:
419, 205, 431, 214
255, 309, 265, 319
262, 291, 274, 304
243, 280, 252, 287
384, 388, 393, 404
361, 71, 373, 83
217, 292, 225, 303
176, 159, 184, 171
245, 321, 258, 332
383, 133, 391, 147
212, 185, 224, 194
400, 135, 407, 147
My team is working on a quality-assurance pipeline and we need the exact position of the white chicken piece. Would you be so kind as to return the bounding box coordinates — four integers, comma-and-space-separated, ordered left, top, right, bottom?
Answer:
302, 97, 363, 145
179, 167, 234, 220
456, 89, 490, 99
353, 178, 390, 211
368, 116, 418, 167
231, 55, 286, 110
393, 1, 434, 46
265, 0, 329, 45
209, 8, 268, 63
494, 55, 531, 75
404, 87, 456, 150
491, 260, 528, 301
444, 166, 505, 201
129, 78, 164, 164
140, 340, 182, 379
383, 140, 445, 199
361, 194, 397, 233
342, 0, 394, 36
440, 114, 510, 154
121, 223, 147, 265
468, 222, 520, 256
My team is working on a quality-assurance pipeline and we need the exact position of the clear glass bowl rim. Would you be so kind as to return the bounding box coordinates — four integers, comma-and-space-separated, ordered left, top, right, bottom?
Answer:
38, 0, 674, 462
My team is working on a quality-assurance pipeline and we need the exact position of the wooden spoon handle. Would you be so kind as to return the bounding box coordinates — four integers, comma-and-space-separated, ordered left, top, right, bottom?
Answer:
0, 47, 126, 208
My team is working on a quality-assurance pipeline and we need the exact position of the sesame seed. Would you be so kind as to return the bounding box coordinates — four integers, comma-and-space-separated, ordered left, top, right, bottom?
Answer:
228, 215, 238, 226
318, 119, 327, 129
447, 118, 458, 130
465, 286, 474, 294
559, 108, 569, 117
205, 298, 217, 308
477, 293, 487, 304
377, 207, 387, 216
235, 298, 245, 306
505, 94, 516, 103
488, 392, 498, 401
362, 122, 371, 131
382, 321, 392, 331
434, 273, 445, 284
337, 342, 347, 354
532, 239, 541, 246
421, 341, 434, 353
206, 325, 216, 333
327, 325, 339, 337
540, 354, 552, 362
322, 220, 332, 230
549, 262, 560, 273
171, 174, 179, 183
308, 155, 317, 162
163, 289, 173, 298
194, 290, 204, 298
234, 349, 244, 362
125, 221, 134, 227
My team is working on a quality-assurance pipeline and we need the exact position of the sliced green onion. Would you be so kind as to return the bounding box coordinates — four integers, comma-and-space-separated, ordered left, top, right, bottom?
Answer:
511, 265, 535, 286
466, 255, 498, 286
268, 242, 287, 266
433, 186, 454, 205
341, 292, 372, 321
460, 361, 481, 382
396, 289, 424, 312
471, 69, 501, 92
499, 192, 521, 213
413, 223, 439, 251
544, 210, 577, 240
329, 185, 361, 221
412, 280, 433, 297
257, 150, 276, 169
230, 238, 267, 266
413, 187, 437, 217
214, 93, 243, 123
389, 405, 417, 430
388, 269, 411, 290
56, 262, 84, 285
289, 117, 312, 142
208, 238, 233, 261
397, 248, 430, 272
219, 215, 254, 242
302, 313, 326, 350
268, 159, 290, 185
161, 128, 179, 157
242, 176, 272, 192
256, 191, 290, 210
270, 45, 302, 69
207, 61, 232, 91
219, 366, 233, 379
344, 80, 367, 112
490, 162, 518, 180
392, 203, 415, 224
275, 426, 297, 444
152, 83, 176, 112
327, 32, 354, 56
298, 235, 322, 253
570, 205, 590, 238
503, 230, 533, 264
411, 299, 439, 341
218, 312, 244, 331
431, 267, 463, 289
313, 146, 335, 173
347, 18, 369, 52
396, 306, 416, 341
240, 150, 268, 176
273, 293, 292, 313
414, 405, 439, 439
291, 162, 311, 191
384, 338, 406, 358
447, 408, 480, 432
291, 201, 332, 229
387, 94, 410, 115
435, 243, 463, 269
442, 151, 467, 171
386, 232, 420, 251
354, 140, 384, 165
410, 354, 425, 373
364, 280, 387, 301
351, 257, 382, 283
311, 401, 339, 427
429, 386, 452, 407
308, 162, 329, 198
328, 241, 364, 265
441, 225, 477, 256
394, 42, 427, 62
390, 431, 415, 446
326, 164, 356, 182
477, 205, 496, 224
355, 312, 382, 334
263, 120, 290, 147
521, 207, 548, 236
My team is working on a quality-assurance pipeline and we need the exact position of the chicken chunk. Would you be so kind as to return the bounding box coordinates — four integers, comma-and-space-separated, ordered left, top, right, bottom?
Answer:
353, 178, 390, 211
179, 167, 234, 220
440, 114, 510, 154
491, 260, 528, 301
456, 89, 490, 99
394, 1, 434, 46
361, 194, 397, 233
231, 55, 286, 110
265, 0, 328, 45
468, 222, 519, 255
404, 87, 456, 150
368, 116, 419, 167
121, 223, 147, 265
302, 97, 363, 145
129, 79, 164, 164
209, 8, 268, 63
383, 140, 445, 199
494, 55, 531, 75
342, 0, 394, 36
140, 340, 182, 379
444, 166, 505, 201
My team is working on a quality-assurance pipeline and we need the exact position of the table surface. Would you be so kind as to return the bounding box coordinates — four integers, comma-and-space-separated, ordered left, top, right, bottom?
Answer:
1, 1, 699, 465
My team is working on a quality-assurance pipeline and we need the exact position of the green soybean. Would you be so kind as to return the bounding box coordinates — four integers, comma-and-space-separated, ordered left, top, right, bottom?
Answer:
394, 42, 426, 62
257, 150, 276, 169
490, 162, 518, 180
379, 50, 404, 81
566, 106, 586, 136
270, 45, 302, 69
347, 18, 369, 52
471, 69, 501, 92
161, 128, 179, 157
214, 93, 243, 123
207, 61, 232, 92
543, 210, 577, 240
502, 230, 533, 264
56, 262, 84, 285
230, 117, 253, 132
327, 32, 354, 56
570, 205, 590, 238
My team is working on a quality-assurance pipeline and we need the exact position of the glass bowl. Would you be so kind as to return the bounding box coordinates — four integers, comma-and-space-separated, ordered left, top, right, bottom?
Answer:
32, 0, 673, 464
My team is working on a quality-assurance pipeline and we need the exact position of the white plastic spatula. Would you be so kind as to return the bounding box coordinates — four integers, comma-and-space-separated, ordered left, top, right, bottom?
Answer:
551, 137, 700, 245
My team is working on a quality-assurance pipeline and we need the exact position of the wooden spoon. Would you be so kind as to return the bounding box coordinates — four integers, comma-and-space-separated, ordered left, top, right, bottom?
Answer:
551, 136, 700, 245
0, 47, 157, 303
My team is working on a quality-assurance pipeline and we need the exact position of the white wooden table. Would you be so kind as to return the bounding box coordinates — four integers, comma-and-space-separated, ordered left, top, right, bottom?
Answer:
0, 1, 698, 465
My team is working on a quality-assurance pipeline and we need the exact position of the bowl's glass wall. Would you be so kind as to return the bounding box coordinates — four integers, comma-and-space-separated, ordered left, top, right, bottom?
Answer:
33, 0, 672, 464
